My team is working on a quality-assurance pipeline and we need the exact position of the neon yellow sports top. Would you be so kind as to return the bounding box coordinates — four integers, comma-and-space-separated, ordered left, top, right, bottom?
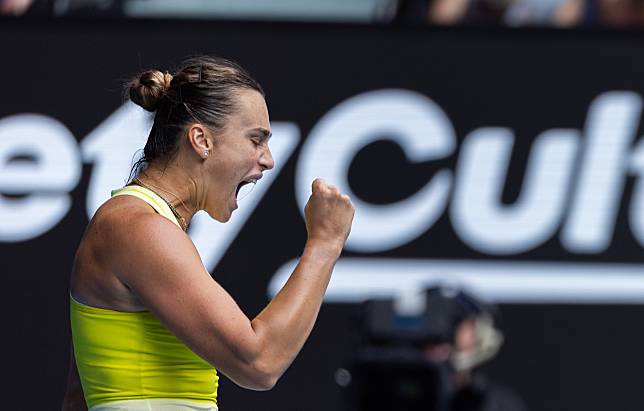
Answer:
70, 185, 218, 408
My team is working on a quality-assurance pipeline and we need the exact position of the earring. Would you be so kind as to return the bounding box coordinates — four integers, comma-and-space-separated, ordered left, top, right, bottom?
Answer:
204, 150, 209, 158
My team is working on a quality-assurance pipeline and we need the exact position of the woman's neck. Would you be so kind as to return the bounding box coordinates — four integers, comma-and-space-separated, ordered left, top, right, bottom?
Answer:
136, 165, 200, 226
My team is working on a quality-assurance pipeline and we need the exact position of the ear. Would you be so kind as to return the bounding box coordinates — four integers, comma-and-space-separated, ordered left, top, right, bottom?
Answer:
186, 123, 213, 160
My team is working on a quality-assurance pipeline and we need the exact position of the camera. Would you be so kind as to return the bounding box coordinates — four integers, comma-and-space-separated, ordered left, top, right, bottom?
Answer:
338, 286, 503, 411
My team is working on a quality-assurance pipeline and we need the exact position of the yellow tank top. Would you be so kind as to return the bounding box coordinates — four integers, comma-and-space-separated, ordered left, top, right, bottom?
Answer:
70, 185, 218, 408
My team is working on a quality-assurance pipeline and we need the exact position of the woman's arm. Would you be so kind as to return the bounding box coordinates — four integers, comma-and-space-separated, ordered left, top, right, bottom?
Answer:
109, 179, 353, 390
248, 179, 354, 382
61, 344, 87, 411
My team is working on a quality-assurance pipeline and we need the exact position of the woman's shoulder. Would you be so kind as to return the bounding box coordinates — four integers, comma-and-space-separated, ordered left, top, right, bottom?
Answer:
84, 194, 184, 253
95, 193, 180, 231
92, 194, 155, 233
72, 196, 163, 310
72, 193, 193, 308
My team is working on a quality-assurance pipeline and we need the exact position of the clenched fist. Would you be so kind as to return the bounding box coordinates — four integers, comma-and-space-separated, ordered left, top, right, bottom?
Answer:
304, 178, 355, 249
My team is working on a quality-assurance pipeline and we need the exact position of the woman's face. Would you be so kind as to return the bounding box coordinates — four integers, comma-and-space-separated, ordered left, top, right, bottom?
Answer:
201, 89, 274, 222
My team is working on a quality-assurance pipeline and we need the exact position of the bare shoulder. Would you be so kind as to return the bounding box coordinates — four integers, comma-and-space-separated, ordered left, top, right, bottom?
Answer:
90, 195, 199, 272
71, 194, 197, 310
90, 195, 170, 241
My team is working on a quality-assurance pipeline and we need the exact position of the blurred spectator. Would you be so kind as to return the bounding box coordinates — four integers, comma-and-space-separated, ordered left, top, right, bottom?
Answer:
552, 0, 644, 27
0, 0, 34, 15
385, 0, 644, 27
428, 310, 527, 411
388, 0, 515, 25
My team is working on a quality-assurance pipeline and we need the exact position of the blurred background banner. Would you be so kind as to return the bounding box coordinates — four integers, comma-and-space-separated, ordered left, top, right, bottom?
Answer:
3, 16, 644, 411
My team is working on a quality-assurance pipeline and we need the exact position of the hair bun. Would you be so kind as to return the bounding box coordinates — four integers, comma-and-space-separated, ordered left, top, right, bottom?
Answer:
128, 70, 173, 112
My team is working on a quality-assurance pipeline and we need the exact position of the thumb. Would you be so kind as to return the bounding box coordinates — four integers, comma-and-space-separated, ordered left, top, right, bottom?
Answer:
311, 178, 326, 193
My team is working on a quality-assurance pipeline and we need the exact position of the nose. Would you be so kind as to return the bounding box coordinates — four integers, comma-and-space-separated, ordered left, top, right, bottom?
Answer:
260, 145, 275, 171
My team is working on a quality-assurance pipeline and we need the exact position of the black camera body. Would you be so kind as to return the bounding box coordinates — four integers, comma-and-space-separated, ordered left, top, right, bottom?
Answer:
339, 287, 498, 411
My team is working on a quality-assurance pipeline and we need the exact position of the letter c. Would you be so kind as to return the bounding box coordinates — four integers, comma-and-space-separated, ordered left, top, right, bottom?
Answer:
296, 89, 455, 252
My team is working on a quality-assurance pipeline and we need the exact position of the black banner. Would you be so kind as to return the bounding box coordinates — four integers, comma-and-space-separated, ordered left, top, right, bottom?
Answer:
2, 18, 644, 411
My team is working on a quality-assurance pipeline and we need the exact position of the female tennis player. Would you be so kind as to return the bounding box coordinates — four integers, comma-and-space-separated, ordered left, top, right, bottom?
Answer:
61, 56, 354, 410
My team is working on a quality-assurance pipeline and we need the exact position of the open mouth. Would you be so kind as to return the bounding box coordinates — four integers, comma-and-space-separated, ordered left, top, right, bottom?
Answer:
236, 178, 258, 200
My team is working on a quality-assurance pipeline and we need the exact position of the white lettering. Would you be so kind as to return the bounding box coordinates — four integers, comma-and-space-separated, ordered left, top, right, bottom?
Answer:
562, 92, 642, 253
296, 89, 455, 252
0, 114, 80, 241
81, 102, 151, 218
269, 257, 644, 304
451, 128, 578, 254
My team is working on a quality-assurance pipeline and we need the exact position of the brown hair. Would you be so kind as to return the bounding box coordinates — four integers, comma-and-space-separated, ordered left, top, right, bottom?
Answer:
127, 55, 264, 178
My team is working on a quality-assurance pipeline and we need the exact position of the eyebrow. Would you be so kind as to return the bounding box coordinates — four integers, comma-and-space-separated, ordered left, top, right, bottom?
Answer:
250, 127, 272, 139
